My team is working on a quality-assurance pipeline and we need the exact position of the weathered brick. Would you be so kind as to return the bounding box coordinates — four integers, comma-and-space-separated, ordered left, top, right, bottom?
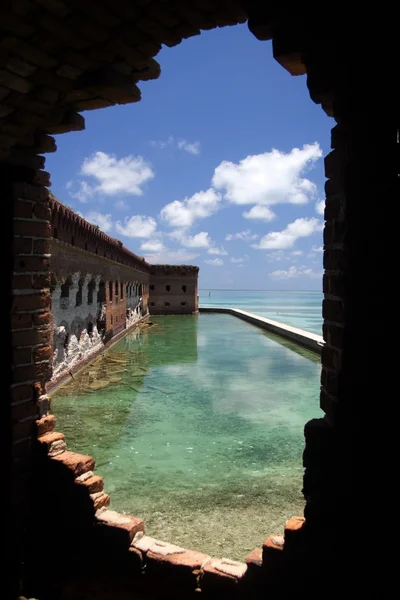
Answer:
51, 451, 95, 477
32, 273, 51, 289
284, 516, 305, 549
32, 311, 50, 328
200, 559, 247, 595
12, 274, 32, 289
323, 221, 333, 247
14, 199, 33, 218
12, 399, 38, 422
11, 384, 33, 404
76, 474, 104, 494
328, 274, 346, 298
33, 202, 51, 221
12, 292, 50, 313
328, 325, 344, 349
13, 347, 32, 365
324, 194, 344, 221
320, 389, 339, 423
13, 220, 51, 238
91, 492, 111, 511
321, 367, 339, 396
13, 328, 50, 347
13, 361, 51, 384
36, 414, 56, 436
323, 249, 346, 271
13, 182, 49, 201
146, 547, 210, 590
322, 299, 344, 323
0, 67, 33, 93
34, 170, 51, 187
33, 238, 51, 254
33, 345, 52, 362
11, 312, 33, 330
12, 437, 32, 463
95, 510, 144, 545
262, 535, 284, 577
14, 254, 51, 272
321, 345, 341, 370
13, 237, 33, 254
13, 418, 36, 442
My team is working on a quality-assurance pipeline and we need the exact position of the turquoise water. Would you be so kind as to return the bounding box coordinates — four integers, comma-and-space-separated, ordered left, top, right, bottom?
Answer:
199, 290, 323, 335
53, 314, 322, 560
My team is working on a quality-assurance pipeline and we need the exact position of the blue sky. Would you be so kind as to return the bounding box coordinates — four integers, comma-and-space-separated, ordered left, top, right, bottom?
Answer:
46, 24, 331, 290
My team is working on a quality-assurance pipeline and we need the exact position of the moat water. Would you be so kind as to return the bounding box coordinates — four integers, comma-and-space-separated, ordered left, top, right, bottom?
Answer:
52, 314, 322, 560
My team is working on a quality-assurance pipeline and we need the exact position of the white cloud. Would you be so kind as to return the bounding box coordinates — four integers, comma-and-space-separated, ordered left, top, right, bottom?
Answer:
231, 255, 248, 263
115, 215, 157, 238
160, 188, 221, 228
79, 211, 113, 233
170, 230, 212, 248
243, 205, 276, 222
254, 218, 323, 250
207, 246, 228, 255
212, 143, 322, 207
177, 140, 201, 155
312, 245, 323, 253
225, 229, 259, 242
205, 258, 224, 266
66, 180, 73, 190
315, 199, 325, 215
271, 265, 322, 279
115, 199, 127, 210
291, 250, 304, 256
266, 251, 288, 262
140, 239, 165, 252
150, 136, 200, 155
71, 181, 96, 203
144, 248, 199, 264
76, 151, 154, 198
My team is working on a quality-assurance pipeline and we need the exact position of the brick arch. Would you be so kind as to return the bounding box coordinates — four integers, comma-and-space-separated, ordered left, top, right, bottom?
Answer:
3, 3, 397, 598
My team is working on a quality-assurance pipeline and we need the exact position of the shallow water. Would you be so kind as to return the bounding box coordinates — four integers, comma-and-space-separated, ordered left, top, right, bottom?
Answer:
53, 314, 322, 560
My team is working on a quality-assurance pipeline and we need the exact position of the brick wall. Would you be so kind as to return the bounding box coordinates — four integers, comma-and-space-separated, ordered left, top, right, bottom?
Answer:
149, 266, 199, 315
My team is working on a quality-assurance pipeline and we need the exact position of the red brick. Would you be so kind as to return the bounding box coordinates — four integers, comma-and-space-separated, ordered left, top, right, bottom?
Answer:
32, 311, 50, 327
14, 254, 50, 272
262, 535, 285, 577
328, 274, 345, 298
323, 249, 346, 271
51, 451, 95, 477
13, 182, 50, 201
13, 418, 36, 442
321, 345, 341, 370
12, 274, 32, 290
34, 170, 51, 187
92, 492, 111, 511
328, 325, 344, 349
13, 347, 32, 365
146, 548, 209, 589
95, 510, 144, 544
322, 299, 344, 323
13, 220, 51, 238
38, 430, 65, 448
12, 399, 38, 422
77, 474, 104, 494
320, 389, 339, 423
11, 384, 33, 404
12, 437, 32, 463
32, 273, 51, 289
13, 328, 50, 346
33, 238, 51, 254
200, 559, 247, 595
36, 414, 56, 436
12, 292, 50, 312
14, 199, 33, 218
13, 237, 33, 254
284, 516, 305, 546
33, 345, 52, 362
33, 202, 51, 221
13, 361, 51, 384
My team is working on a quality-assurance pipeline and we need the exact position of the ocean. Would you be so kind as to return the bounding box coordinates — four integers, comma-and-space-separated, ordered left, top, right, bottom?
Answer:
198, 290, 323, 335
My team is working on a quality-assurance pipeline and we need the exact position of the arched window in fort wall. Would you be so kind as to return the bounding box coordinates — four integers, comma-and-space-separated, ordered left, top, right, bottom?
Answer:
97, 280, 105, 304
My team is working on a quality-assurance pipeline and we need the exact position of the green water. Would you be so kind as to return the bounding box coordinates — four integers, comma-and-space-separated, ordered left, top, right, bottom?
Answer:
52, 314, 322, 560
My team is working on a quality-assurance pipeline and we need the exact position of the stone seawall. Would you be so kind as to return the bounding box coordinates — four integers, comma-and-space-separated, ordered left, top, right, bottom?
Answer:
200, 308, 324, 354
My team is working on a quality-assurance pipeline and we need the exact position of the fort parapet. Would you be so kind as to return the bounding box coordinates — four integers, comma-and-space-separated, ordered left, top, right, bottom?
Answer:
48, 196, 199, 386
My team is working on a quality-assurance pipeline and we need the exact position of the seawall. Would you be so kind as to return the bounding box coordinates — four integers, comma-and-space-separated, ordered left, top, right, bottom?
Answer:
199, 307, 324, 354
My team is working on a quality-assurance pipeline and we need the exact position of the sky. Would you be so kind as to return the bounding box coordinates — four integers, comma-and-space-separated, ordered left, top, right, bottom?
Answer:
46, 24, 332, 291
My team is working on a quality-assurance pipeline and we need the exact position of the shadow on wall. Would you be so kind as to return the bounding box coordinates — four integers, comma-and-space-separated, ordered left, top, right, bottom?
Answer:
24, 443, 140, 599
